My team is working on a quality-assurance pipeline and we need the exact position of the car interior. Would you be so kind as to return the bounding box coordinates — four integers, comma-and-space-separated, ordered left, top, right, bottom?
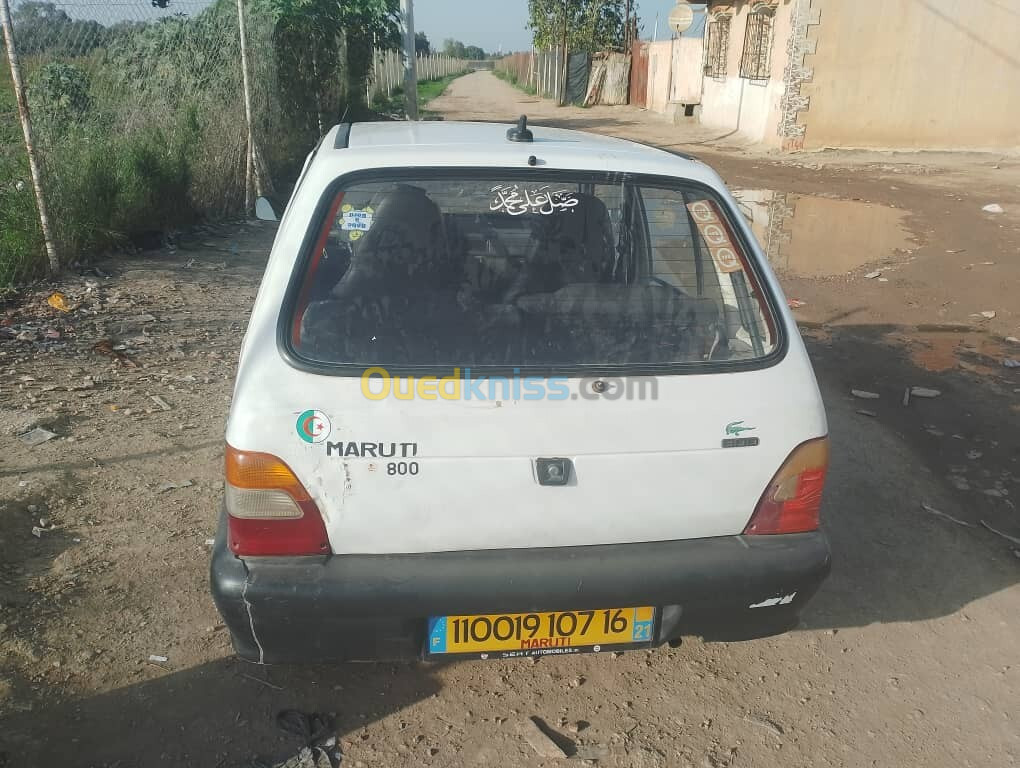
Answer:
295, 180, 770, 368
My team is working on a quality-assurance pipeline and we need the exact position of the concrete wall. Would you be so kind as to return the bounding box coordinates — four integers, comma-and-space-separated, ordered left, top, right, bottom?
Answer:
797, 0, 1020, 149
647, 41, 674, 114
699, 0, 794, 146
671, 35, 706, 104
644, 37, 705, 115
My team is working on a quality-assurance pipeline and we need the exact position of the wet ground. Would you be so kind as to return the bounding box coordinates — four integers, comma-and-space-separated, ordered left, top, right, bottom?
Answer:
731, 190, 914, 278
0, 72, 1018, 768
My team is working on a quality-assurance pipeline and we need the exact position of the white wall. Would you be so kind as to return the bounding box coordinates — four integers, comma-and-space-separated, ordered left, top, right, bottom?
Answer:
670, 35, 705, 105
698, 0, 793, 145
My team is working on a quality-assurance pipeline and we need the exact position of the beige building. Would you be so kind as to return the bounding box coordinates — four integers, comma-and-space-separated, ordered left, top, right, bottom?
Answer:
691, 0, 1020, 150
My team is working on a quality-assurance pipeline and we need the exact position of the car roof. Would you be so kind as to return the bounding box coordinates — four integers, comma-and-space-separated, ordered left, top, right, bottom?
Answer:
320, 120, 700, 172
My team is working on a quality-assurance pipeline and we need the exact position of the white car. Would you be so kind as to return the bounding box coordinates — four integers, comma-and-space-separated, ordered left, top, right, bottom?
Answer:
211, 117, 831, 664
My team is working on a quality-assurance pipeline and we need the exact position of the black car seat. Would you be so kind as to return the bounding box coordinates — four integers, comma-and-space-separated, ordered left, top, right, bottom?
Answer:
502, 193, 616, 302
330, 184, 452, 300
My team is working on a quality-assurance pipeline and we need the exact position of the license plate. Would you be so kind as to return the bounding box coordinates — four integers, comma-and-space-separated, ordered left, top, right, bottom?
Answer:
425, 607, 656, 660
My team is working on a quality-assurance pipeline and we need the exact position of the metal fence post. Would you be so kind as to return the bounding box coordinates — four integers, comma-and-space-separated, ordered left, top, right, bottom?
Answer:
0, 0, 59, 274
235, 0, 259, 213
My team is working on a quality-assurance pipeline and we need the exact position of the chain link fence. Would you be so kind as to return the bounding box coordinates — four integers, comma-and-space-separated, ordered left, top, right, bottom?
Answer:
0, 0, 432, 288
367, 49, 469, 109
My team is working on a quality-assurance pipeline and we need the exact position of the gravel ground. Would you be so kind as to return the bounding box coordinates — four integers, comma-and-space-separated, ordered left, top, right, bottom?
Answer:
1, 74, 1018, 768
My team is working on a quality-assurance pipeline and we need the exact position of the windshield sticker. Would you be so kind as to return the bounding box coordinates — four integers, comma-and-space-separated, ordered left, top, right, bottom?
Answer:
490, 185, 580, 216
687, 200, 743, 274
340, 204, 374, 239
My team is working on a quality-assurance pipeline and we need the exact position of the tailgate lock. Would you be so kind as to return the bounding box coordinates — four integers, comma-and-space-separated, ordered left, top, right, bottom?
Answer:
536, 458, 572, 486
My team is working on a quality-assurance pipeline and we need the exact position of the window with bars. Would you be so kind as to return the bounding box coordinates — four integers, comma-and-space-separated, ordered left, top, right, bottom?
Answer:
739, 9, 774, 80
704, 17, 730, 78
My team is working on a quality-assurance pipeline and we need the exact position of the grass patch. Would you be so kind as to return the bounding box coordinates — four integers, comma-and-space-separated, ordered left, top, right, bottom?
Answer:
0, 64, 46, 289
418, 73, 464, 105
493, 67, 538, 96
378, 71, 470, 118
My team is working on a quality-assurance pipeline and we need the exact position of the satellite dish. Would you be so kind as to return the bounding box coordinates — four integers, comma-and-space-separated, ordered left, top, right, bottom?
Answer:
668, 3, 695, 34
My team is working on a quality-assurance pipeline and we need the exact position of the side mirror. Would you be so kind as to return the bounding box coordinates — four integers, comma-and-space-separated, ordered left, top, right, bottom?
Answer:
255, 197, 278, 222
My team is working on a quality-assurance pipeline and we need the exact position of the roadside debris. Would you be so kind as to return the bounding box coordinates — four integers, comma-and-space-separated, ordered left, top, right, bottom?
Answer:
241, 672, 284, 690
921, 503, 974, 528
273, 747, 333, 768
1003, 359, 1020, 369
148, 654, 168, 663
150, 395, 172, 411
856, 409, 878, 418
46, 292, 76, 312
521, 717, 569, 759
18, 427, 58, 446
157, 480, 193, 493
980, 521, 1020, 546
864, 271, 882, 279
851, 389, 880, 399
787, 299, 807, 309
573, 744, 610, 761
274, 710, 340, 768
93, 338, 138, 367
910, 387, 941, 398
981, 203, 1004, 213
743, 713, 785, 739
902, 388, 911, 407
967, 450, 983, 460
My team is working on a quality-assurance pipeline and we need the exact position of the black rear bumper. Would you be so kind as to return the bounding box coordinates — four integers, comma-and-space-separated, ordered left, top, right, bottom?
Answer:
210, 512, 831, 663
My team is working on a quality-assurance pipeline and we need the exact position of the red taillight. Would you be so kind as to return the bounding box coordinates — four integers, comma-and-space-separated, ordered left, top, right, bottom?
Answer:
225, 445, 330, 556
744, 438, 830, 535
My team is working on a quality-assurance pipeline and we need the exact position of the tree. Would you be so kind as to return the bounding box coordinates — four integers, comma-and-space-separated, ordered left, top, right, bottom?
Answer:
527, 0, 627, 53
11, 1, 113, 57
442, 39, 486, 59
415, 31, 431, 55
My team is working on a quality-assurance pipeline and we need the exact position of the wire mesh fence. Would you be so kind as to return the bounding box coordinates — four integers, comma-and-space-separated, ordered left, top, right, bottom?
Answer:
367, 49, 469, 108
0, 0, 285, 285
0, 0, 457, 287
495, 49, 595, 104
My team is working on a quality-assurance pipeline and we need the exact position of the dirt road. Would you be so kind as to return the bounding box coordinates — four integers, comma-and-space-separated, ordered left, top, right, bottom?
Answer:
1, 73, 1018, 767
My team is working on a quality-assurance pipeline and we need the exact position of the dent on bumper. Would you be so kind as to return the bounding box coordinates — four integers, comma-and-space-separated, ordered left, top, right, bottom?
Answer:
210, 516, 831, 663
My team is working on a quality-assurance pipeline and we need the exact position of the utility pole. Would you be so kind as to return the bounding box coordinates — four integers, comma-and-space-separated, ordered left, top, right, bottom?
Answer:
236, 0, 262, 214
624, 0, 633, 50
399, 0, 419, 121
1, 0, 59, 273
559, 0, 569, 105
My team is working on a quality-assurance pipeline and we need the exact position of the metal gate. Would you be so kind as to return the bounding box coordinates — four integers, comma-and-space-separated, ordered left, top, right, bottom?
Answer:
629, 41, 649, 108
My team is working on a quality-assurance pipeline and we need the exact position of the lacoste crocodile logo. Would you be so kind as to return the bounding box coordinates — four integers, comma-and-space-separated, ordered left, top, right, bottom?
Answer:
726, 421, 756, 437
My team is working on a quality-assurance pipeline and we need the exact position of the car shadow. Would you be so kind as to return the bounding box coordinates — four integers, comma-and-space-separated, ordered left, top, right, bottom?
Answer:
1, 657, 442, 767
795, 323, 1019, 631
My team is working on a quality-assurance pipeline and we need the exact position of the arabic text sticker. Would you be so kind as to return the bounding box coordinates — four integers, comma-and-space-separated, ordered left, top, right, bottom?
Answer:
341, 205, 374, 232
490, 184, 579, 216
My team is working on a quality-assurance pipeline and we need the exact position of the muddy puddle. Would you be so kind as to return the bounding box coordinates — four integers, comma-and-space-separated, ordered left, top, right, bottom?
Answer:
732, 190, 915, 277
894, 331, 1018, 376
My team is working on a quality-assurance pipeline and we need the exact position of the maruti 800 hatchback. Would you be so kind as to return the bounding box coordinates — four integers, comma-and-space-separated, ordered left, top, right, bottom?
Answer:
211, 117, 831, 664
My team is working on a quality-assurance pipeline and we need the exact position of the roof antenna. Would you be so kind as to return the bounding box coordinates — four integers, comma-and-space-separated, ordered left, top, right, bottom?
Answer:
507, 115, 534, 143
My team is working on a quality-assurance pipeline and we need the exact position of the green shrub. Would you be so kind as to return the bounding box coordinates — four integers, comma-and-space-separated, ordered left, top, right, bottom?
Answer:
1, 64, 45, 287
27, 61, 93, 130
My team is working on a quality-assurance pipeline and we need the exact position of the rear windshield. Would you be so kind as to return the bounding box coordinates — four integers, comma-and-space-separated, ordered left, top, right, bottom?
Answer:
287, 173, 778, 372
